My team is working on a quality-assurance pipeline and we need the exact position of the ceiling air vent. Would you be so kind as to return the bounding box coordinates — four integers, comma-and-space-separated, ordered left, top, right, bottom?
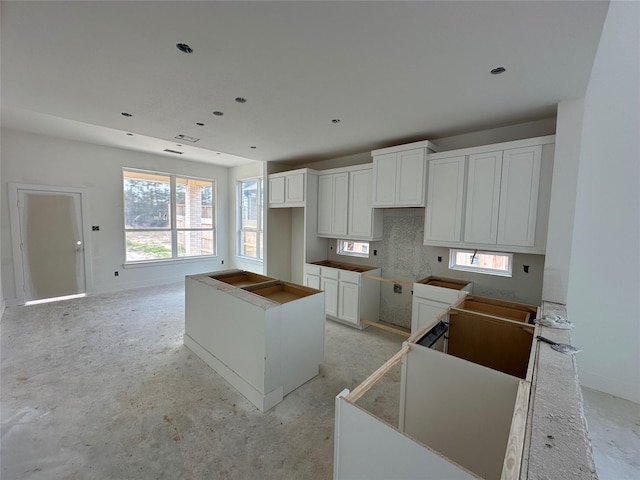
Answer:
175, 134, 199, 143
164, 149, 183, 155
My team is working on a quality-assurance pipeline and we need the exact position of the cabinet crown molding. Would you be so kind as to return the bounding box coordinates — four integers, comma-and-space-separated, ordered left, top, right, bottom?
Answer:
371, 139, 439, 156
427, 135, 555, 161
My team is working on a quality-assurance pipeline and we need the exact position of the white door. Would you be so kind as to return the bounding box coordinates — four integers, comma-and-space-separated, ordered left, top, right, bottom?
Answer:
15, 188, 87, 303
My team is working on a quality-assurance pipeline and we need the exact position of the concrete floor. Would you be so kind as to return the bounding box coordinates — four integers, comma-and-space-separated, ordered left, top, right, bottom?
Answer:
1, 282, 403, 479
1, 282, 638, 479
581, 387, 640, 480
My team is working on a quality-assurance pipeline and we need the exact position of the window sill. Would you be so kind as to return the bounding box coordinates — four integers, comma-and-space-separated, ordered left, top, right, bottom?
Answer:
123, 255, 217, 269
235, 256, 264, 265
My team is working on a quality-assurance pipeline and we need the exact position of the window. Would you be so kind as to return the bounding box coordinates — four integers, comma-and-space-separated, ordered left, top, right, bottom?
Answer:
237, 178, 263, 260
337, 240, 370, 258
448, 248, 512, 277
123, 169, 215, 262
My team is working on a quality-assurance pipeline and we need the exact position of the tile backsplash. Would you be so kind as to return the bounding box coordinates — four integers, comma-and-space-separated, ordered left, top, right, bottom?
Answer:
329, 208, 545, 328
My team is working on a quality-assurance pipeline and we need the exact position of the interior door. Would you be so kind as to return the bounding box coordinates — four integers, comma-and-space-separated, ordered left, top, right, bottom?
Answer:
17, 189, 86, 302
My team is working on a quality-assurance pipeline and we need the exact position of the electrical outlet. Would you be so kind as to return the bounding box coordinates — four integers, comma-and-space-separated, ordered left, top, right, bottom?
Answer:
221, 260, 224, 265
92, 226, 100, 231
374, 249, 377, 256
114, 271, 119, 276
393, 283, 402, 294
438, 256, 442, 262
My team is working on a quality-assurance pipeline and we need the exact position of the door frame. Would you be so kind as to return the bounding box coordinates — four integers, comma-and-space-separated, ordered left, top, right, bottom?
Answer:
8, 183, 94, 306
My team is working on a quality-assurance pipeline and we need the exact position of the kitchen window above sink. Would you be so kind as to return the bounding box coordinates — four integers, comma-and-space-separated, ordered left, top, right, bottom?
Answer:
337, 239, 369, 258
449, 248, 513, 277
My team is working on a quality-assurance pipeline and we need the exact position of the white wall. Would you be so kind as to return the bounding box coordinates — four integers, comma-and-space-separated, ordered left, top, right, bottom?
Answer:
567, 0, 640, 403
1, 128, 230, 304
228, 161, 265, 274
0, 126, 4, 317
542, 99, 584, 304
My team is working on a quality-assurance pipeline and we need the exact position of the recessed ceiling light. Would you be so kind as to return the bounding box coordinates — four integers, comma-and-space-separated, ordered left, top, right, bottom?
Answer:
490, 66, 506, 75
235, 97, 247, 104
332, 119, 341, 124
176, 43, 193, 54
216, 152, 221, 155
213, 111, 224, 116
121, 112, 132, 117
196, 122, 205, 126
126, 133, 134, 136
250, 146, 257, 149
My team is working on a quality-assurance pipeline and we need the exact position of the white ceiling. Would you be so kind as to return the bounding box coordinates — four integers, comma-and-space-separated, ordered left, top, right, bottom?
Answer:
1, 1, 609, 167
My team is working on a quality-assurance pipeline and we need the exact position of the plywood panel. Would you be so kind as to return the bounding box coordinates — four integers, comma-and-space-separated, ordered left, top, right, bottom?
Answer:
400, 346, 520, 480
448, 311, 534, 379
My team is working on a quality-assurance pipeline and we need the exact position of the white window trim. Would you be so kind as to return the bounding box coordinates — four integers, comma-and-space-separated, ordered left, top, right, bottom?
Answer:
448, 248, 513, 277
236, 177, 263, 262
123, 168, 217, 264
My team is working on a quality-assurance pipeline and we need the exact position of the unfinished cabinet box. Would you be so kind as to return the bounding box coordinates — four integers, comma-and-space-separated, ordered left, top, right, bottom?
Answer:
334, 298, 539, 479
184, 271, 325, 412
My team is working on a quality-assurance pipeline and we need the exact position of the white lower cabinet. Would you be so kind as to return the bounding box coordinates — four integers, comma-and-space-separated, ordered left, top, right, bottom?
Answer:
411, 277, 473, 333
304, 263, 381, 328
412, 298, 450, 333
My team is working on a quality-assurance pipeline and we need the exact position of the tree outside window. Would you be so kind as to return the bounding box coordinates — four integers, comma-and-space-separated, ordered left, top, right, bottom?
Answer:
123, 169, 215, 262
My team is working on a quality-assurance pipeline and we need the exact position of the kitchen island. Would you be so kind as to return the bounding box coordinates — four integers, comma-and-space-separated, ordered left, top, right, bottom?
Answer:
184, 270, 325, 412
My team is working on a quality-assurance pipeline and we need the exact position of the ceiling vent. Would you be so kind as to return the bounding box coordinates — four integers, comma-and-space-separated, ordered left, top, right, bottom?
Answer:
175, 134, 199, 143
164, 149, 183, 155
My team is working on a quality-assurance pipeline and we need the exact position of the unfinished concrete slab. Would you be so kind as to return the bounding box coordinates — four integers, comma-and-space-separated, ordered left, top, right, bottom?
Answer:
1, 282, 403, 479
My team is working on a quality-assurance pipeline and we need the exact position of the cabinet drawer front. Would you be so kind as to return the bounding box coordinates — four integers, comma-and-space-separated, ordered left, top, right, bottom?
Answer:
339, 270, 360, 284
321, 266, 339, 279
305, 264, 321, 276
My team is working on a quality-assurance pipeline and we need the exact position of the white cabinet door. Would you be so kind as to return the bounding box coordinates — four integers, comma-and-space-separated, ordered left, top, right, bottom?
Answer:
497, 146, 542, 247
424, 156, 466, 243
285, 173, 305, 204
396, 148, 426, 206
317, 174, 334, 235
332, 173, 349, 236
348, 168, 374, 238
411, 298, 449, 333
372, 152, 398, 206
464, 151, 503, 244
269, 175, 285, 205
305, 274, 321, 290
322, 277, 339, 317
338, 281, 360, 325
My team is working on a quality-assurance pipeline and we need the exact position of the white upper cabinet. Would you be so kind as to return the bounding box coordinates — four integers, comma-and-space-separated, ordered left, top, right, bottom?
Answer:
497, 146, 542, 247
318, 172, 349, 237
424, 156, 466, 243
349, 167, 383, 239
424, 136, 554, 254
371, 140, 437, 208
464, 151, 504, 244
317, 165, 382, 240
268, 170, 306, 207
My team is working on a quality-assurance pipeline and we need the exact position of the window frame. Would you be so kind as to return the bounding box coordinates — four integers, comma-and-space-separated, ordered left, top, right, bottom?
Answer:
123, 168, 216, 264
236, 177, 264, 261
448, 248, 513, 277
337, 239, 370, 258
